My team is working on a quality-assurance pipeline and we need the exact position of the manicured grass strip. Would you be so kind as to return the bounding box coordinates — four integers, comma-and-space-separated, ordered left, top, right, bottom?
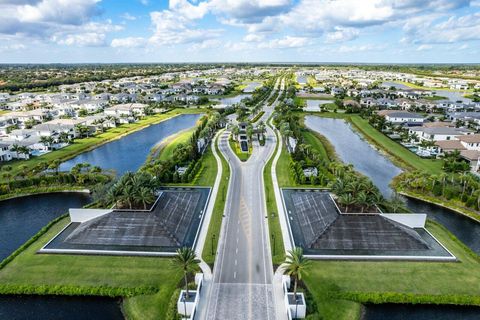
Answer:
276, 145, 297, 187
1, 108, 202, 180
301, 130, 331, 162
0, 216, 182, 320
202, 135, 230, 265
228, 138, 250, 162
304, 220, 480, 320
251, 111, 265, 123
348, 116, 443, 174
264, 128, 285, 265
309, 112, 443, 174
158, 128, 196, 161
0, 185, 88, 201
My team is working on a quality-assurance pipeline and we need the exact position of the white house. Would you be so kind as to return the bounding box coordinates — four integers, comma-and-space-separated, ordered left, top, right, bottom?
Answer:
379, 111, 424, 125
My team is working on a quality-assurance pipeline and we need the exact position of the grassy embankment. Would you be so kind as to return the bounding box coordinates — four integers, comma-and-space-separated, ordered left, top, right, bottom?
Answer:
263, 126, 286, 265
0, 108, 203, 181
202, 133, 230, 265
304, 221, 480, 319
304, 112, 443, 174
285, 113, 480, 319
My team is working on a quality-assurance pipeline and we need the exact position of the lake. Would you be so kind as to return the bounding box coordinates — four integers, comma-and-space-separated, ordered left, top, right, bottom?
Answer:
0, 192, 91, 261
59, 113, 201, 175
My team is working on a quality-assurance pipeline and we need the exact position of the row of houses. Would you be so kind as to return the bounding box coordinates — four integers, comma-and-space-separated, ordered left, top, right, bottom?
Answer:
0, 103, 150, 161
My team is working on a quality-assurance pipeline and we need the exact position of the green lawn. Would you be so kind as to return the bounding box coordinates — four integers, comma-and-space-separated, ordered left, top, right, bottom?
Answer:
422, 95, 448, 101
1, 108, 203, 180
229, 138, 251, 162
158, 128, 196, 162
395, 81, 474, 93
276, 145, 297, 187
348, 116, 443, 174
202, 133, 230, 265
300, 130, 331, 162
304, 221, 480, 320
264, 128, 286, 265
0, 217, 182, 320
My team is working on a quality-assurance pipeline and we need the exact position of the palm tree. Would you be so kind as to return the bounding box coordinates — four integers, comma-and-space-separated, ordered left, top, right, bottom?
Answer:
58, 132, 70, 144
136, 187, 155, 210
40, 136, 54, 150
48, 159, 61, 174
172, 247, 200, 299
356, 192, 368, 213
338, 193, 356, 213
231, 124, 239, 140
284, 247, 310, 312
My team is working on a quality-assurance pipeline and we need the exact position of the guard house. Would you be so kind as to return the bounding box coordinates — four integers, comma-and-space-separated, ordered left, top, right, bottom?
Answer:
238, 122, 249, 152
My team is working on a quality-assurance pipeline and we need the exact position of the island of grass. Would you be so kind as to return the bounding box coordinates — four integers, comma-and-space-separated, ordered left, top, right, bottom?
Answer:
228, 135, 251, 162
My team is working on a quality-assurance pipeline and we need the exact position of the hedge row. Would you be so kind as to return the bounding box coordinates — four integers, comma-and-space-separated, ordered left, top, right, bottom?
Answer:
333, 291, 480, 306
0, 284, 158, 298
250, 111, 265, 123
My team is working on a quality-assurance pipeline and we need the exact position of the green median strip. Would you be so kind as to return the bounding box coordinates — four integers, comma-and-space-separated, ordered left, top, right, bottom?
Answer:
264, 127, 286, 265
202, 133, 230, 265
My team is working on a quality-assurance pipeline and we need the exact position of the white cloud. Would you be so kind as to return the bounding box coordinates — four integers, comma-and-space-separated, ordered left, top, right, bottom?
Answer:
111, 37, 146, 48
416, 44, 432, 51
209, 0, 292, 23
120, 13, 137, 21
148, 5, 222, 46
403, 13, 480, 44
259, 36, 308, 49
243, 33, 265, 42
325, 27, 359, 43
0, 0, 122, 47
17, 0, 101, 25
337, 44, 385, 53
170, 0, 209, 20
189, 39, 222, 51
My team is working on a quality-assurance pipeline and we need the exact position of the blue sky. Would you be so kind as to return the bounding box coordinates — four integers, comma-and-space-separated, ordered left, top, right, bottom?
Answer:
0, 0, 479, 63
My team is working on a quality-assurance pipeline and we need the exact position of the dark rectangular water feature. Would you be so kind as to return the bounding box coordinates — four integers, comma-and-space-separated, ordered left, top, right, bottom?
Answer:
304, 116, 402, 197
0, 295, 123, 320
0, 192, 91, 261
59, 114, 201, 175
364, 303, 480, 320
43, 187, 211, 255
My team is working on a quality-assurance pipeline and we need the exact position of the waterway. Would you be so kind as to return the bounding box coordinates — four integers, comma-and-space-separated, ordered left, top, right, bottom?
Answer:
304, 115, 480, 254
59, 113, 201, 175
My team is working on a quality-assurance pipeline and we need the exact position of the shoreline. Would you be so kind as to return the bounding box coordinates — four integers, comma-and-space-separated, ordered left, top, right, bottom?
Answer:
399, 190, 480, 224
0, 188, 91, 202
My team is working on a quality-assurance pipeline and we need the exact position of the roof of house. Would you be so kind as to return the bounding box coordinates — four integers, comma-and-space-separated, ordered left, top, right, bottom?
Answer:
435, 140, 466, 151
456, 134, 480, 143
460, 150, 480, 161
410, 127, 472, 135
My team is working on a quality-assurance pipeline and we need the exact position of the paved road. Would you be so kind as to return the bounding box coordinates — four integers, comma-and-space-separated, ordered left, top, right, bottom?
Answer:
205, 78, 283, 319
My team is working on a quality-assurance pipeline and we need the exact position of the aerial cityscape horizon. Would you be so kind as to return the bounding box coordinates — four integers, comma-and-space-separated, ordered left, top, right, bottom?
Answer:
0, 1, 480, 320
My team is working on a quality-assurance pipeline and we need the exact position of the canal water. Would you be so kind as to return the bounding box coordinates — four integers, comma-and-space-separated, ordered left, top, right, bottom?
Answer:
0, 192, 91, 261
304, 115, 480, 255
214, 94, 252, 105
304, 116, 403, 197
364, 303, 480, 320
59, 113, 201, 175
0, 295, 123, 320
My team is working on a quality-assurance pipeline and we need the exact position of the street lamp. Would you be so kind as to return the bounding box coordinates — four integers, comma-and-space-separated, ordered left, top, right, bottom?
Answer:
211, 234, 216, 256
